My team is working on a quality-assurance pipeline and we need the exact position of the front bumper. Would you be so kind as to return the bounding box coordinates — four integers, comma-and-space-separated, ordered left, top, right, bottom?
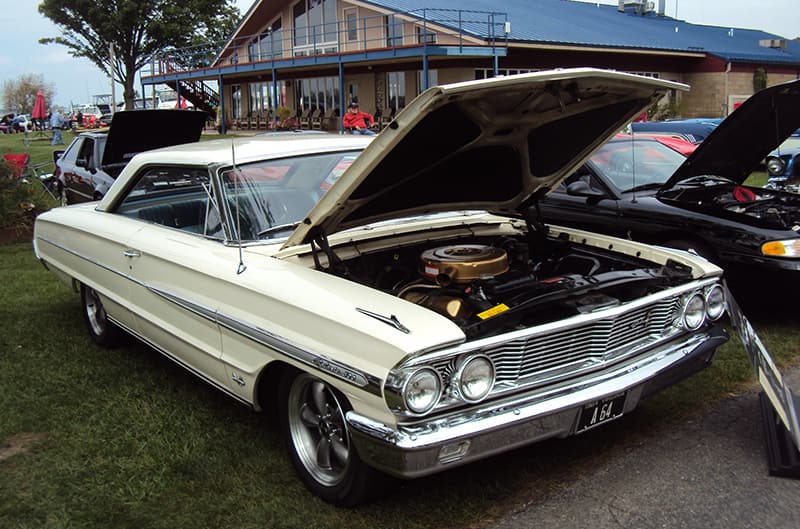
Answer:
347, 326, 727, 479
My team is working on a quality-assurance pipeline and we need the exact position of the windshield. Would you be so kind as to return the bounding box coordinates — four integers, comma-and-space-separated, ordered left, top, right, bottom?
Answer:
218, 150, 360, 241
589, 140, 686, 193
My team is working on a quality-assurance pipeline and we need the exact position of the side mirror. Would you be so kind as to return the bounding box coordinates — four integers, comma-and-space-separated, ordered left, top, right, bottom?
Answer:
566, 180, 606, 199
53, 151, 64, 164
75, 158, 88, 169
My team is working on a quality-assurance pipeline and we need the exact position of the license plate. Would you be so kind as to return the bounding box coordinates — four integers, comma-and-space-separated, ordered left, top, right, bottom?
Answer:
576, 393, 627, 433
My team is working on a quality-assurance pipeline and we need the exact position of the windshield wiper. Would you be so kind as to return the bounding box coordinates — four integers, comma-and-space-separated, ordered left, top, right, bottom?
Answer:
258, 221, 301, 238
623, 182, 663, 193
675, 175, 736, 186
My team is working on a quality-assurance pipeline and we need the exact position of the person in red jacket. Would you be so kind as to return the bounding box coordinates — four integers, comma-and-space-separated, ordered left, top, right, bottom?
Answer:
342, 102, 376, 135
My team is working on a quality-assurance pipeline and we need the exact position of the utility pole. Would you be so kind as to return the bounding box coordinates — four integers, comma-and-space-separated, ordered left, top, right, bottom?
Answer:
109, 43, 116, 114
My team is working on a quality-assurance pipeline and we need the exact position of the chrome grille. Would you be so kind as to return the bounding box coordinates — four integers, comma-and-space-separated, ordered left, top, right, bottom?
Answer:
433, 297, 680, 387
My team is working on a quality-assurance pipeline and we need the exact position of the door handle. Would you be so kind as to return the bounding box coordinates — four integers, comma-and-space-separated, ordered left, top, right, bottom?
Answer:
123, 249, 141, 258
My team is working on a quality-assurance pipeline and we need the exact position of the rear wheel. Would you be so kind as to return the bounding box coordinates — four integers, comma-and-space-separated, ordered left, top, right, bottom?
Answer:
81, 284, 123, 347
278, 369, 388, 506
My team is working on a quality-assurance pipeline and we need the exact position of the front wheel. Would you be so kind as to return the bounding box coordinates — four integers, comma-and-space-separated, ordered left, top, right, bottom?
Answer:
278, 370, 389, 506
81, 284, 123, 347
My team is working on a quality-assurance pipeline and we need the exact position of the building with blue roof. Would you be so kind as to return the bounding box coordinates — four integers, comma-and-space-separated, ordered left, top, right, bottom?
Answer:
141, 0, 800, 132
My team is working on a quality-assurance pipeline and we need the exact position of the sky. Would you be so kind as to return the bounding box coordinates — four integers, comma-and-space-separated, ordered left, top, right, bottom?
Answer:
0, 0, 796, 111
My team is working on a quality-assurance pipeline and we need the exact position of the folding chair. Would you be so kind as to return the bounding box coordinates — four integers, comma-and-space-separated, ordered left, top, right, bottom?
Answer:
2, 153, 59, 201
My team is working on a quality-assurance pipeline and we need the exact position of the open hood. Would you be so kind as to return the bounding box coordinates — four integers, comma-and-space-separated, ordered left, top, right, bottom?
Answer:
665, 79, 800, 189
285, 69, 685, 248
102, 109, 207, 167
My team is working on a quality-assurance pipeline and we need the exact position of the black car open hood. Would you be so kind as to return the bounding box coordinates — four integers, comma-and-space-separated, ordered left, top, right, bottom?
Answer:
101, 110, 206, 167
664, 79, 800, 188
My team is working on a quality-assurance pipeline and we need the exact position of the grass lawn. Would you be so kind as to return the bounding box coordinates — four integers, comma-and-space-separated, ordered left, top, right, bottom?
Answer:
1, 240, 798, 528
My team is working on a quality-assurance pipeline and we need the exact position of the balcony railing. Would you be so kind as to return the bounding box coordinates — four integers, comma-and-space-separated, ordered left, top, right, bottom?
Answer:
143, 8, 509, 80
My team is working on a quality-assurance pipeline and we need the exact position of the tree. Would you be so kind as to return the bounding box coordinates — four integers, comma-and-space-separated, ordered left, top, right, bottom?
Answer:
2, 74, 56, 115
38, 0, 240, 110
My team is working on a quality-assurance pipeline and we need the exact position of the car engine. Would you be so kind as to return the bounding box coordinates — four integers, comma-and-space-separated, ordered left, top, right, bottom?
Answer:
338, 233, 695, 339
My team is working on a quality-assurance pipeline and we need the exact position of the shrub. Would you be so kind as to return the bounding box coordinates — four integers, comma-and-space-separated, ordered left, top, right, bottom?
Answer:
0, 159, 43, 230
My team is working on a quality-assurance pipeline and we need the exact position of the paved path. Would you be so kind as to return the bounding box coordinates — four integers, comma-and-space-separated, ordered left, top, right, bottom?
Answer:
489, 365, 800, 529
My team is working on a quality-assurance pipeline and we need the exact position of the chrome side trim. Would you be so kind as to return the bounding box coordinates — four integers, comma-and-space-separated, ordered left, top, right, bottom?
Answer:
39, 234, 385, 397
107, 315, 252, 407
37, 235, 142, 285
214, 311, 383, 397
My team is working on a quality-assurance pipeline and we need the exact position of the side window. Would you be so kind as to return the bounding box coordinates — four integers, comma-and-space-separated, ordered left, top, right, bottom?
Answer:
77, 138, 95, 168
115, 166, 224, 239
61, 138, 83, 164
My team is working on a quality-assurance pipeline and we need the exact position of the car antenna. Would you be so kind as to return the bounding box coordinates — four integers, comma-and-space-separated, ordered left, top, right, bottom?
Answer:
232, 140, 247, 275
630, 130, 638, 204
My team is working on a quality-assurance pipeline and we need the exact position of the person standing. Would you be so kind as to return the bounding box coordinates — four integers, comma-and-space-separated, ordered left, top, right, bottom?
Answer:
342, 103, 376, 135
50, 108, 64, 145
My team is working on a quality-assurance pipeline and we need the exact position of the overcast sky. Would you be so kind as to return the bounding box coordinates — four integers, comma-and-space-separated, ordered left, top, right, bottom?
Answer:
0, 0, 796, 110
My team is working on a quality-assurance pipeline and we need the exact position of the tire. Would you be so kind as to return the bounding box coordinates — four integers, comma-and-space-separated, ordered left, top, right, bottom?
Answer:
278, 369, 389, 506
58, 182, 68, 206
80, 284, 123, 347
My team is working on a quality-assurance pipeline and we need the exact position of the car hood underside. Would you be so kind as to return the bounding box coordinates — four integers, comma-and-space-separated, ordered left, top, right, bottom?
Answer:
285, 69, 686, 248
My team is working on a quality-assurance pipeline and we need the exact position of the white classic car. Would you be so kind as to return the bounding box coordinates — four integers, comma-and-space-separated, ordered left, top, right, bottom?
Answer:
34, 69, 730, 506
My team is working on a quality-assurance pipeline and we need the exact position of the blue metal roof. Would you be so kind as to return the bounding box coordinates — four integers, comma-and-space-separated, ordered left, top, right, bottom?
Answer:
361, 0, 800, 65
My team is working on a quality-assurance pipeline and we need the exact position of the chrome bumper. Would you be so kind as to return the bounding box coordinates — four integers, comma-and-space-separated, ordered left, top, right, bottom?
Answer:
346, 327, 727, 479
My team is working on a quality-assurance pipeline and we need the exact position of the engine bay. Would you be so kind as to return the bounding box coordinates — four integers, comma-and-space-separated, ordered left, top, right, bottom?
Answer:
335, 233, 695, 339
661, 182, 800, 230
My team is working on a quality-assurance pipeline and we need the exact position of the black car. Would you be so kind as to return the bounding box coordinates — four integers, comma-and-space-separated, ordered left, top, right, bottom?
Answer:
540, 79, 800, 278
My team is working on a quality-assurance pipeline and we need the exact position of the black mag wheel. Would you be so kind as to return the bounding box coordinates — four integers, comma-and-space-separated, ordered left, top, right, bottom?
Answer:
279, 369, 389, 506
80, 284, 123, 347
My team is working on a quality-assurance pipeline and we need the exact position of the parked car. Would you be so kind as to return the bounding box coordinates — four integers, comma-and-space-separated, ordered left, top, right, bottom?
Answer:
55, 109, 206, 204
631, 118, 721, 143
765, 129, 800, 193
34, 70, 731, 506
541, 79, 800, 279
12, 113, 33, 132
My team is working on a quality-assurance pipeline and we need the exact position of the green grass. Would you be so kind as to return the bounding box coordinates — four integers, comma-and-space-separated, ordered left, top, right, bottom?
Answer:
1, 241, 798, 529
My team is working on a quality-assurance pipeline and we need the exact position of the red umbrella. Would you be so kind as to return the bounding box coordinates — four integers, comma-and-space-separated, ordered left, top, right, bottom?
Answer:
31, 90, 47, 121
175, 95, 188, 109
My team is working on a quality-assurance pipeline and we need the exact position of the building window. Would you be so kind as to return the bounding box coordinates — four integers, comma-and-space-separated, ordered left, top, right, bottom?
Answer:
231, 85, 242, 119
416, 26, 436, 44
386, 15, 403, 47
296, 76, 340, 115
417, 69, 438, 93
345, 9, 358, 41
387, 71, 406, 110
474, 68, 538, 79
293, 0, 338, 52
626, 71, 660, 79
259, 18, 283, 60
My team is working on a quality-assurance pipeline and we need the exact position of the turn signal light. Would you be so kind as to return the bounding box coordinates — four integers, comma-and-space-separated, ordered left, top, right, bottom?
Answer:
761, 239, 800, 257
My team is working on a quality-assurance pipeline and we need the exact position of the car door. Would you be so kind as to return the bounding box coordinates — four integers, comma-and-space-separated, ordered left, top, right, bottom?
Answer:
61, 136, 98, 202
114, 165, 230, 391
540, 168, 625, 237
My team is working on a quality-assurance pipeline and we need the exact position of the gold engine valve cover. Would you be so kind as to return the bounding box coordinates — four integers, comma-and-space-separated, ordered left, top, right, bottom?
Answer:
420, 245, 509, 285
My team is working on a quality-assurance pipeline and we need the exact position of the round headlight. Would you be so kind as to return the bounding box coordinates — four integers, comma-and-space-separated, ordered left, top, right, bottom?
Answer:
766, 157, 786, 176
682, 293, 706, 330
705, 285, 726, 321
403, 368, 442, 414
454, 355, 495, 403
